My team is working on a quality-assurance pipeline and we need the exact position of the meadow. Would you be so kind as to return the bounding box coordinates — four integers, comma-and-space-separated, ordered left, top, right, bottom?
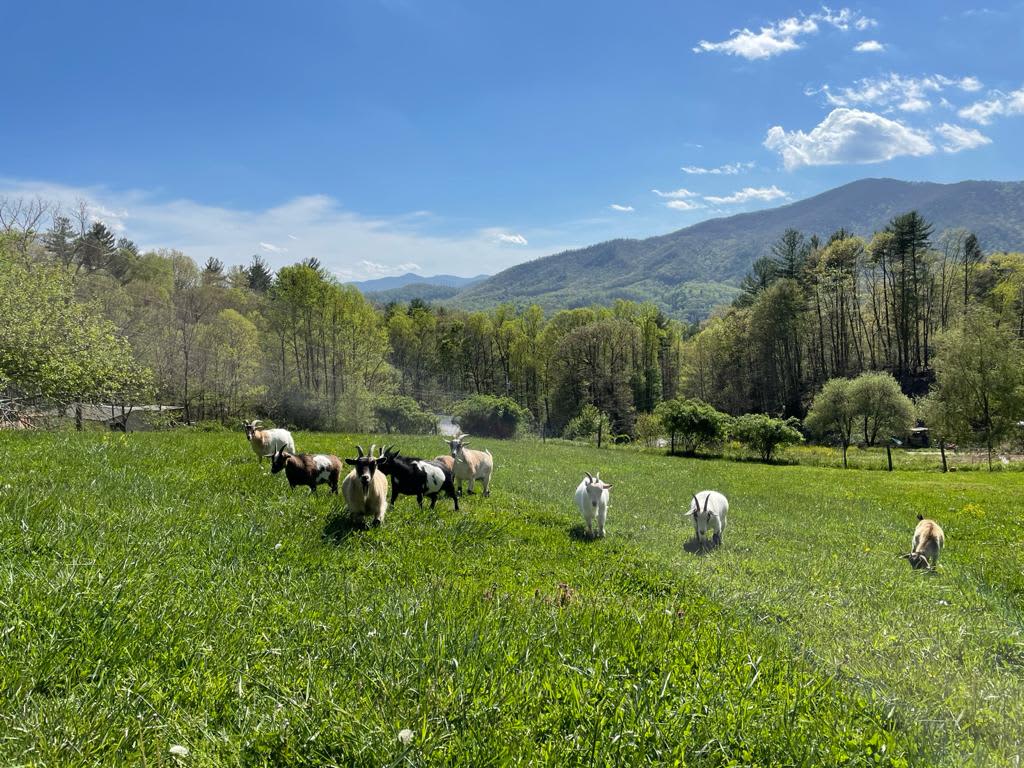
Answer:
1, 431, 1022, 767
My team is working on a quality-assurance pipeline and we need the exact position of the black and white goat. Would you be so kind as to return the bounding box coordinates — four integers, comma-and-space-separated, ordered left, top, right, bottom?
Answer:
378, 445, 460, 511
269, 447, 342, 494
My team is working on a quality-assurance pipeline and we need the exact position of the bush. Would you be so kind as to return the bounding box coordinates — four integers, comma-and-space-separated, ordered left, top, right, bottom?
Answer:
633, 412, 663, 447
374, 395, 438, 434
731, 413, 803, 462
655, 398, 730, 455
452, 395, 531, 439
563, 404, 613, 446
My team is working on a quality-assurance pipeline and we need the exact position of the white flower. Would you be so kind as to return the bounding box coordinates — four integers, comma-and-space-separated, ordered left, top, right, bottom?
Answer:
169, 744, 189, 757
274, 542, 283, 552
398, 728, 414, 746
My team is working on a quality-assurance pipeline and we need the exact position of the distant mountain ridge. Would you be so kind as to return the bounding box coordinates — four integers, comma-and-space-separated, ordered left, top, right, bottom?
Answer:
348, 272, 488, 293
450, 178, 1024, 320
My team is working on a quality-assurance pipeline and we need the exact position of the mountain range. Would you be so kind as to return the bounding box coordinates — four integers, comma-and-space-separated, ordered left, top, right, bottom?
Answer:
348, 272, 488, 293
445, 178, 1024, 320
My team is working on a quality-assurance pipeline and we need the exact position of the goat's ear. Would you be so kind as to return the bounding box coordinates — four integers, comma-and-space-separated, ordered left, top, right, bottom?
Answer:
917, 513, 924, 521
603, 484, 613, 490
345, 458, 357, 466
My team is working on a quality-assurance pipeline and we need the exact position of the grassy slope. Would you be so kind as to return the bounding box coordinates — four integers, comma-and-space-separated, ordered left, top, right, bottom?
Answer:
1, 432, 1022, 766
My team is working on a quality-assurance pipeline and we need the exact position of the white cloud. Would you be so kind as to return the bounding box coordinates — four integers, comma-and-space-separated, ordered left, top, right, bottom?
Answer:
495, 232, 528, 245
704, 186, 787, 205
609, 203, 634, 212
814, 73, 984, 113
652, 188, 699, 199
0, 178, 557, 280
664, 199, 704, 211
259, 241, 288, 253
958, 86, 1024, 124
349, 260, 422, 279
853, 40, 885, 52
764, 108, 935, 169
680, 162, 753, 175
934, 123, 992, 153
693, 8, 877, 60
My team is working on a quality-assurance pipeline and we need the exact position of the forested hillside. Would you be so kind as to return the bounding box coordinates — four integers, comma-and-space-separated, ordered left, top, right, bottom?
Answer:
453, 179, 1024, 320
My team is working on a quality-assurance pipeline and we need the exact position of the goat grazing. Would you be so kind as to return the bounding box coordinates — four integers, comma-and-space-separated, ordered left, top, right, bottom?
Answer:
686, 490, 728, 549
444, 433, 493, 496
900, 515, 945, 570
379, 446, 460, 511
269, 448, 341, 494
341, 445, 389, 526
574, 472, 612, 538
244, 420, 295, 463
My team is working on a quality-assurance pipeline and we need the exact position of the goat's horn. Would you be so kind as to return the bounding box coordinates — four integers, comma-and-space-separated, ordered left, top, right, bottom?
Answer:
704, 493, 711, 513
356, 445, 365, 458
369, 444, 377, 458
692, 494, 700, 510
584, 472, 593, 482
252, 420, 262, 426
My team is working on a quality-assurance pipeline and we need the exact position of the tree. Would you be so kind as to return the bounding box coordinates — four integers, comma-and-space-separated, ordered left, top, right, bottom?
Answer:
731, 414, 803, 462
247, 254, 274, 293
849, 371, 914, 446
0, 249, 152, 417
76, 221, 118, 275
805, 378, 857, 467
926, 305, 1024, 469
655, 397, 729, 455
633, 412, 663, 448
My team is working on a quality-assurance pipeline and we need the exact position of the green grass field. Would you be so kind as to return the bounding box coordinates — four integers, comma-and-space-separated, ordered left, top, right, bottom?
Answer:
1, 431, 1022, 766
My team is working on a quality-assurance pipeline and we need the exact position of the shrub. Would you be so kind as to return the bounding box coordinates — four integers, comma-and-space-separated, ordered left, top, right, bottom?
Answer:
374, 395, 438, 434
731, 413, 803, 462
563, 404, 613, 446
452, 395, 530, 439
633, 413, 663, 447
655, 398, 730, 455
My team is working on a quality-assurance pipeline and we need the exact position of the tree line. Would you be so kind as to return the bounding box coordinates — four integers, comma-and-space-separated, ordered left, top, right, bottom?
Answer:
1, 198, 1021, 458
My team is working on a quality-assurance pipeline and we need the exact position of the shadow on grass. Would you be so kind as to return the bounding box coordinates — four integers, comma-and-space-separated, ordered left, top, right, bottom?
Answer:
682, 537, 719, 556
321, 509, 372, 544
568, 523, 601, 543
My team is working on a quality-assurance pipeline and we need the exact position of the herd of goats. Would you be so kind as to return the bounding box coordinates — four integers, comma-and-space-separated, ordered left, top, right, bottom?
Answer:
242, 419, 946, 570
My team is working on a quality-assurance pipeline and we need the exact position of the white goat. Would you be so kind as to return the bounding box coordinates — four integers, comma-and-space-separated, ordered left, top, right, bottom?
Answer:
444, 433, 493, 496
342, 444, 389, 526
244, 420, 295, 463
574, 472, 612, 538
686, 490, 728, 549
900, 514, 944, 571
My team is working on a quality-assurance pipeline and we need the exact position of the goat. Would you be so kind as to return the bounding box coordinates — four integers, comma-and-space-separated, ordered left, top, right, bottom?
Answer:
341, 444, 389, 526
432, 454, 456, 474
899, 515, 945, 570
574, 472, 612, 538
269, 448, 341, 495
444, 433, 493, 496
686, 490, 728, 549
379, 446, 460, 511
244, 420, 295, 463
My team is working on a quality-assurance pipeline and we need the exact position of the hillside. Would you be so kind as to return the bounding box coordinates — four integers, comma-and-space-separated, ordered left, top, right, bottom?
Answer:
364, 282, 464, 305
348, 272, 488, 293
452, 178, 1024, 320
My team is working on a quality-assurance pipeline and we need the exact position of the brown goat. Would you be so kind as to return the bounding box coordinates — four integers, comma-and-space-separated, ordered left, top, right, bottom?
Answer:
269, 448, 341, 494
900, 514, 945, 571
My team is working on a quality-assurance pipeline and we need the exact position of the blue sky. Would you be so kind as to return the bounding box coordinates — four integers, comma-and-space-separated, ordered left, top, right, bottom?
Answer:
2, 1, 1023, 279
